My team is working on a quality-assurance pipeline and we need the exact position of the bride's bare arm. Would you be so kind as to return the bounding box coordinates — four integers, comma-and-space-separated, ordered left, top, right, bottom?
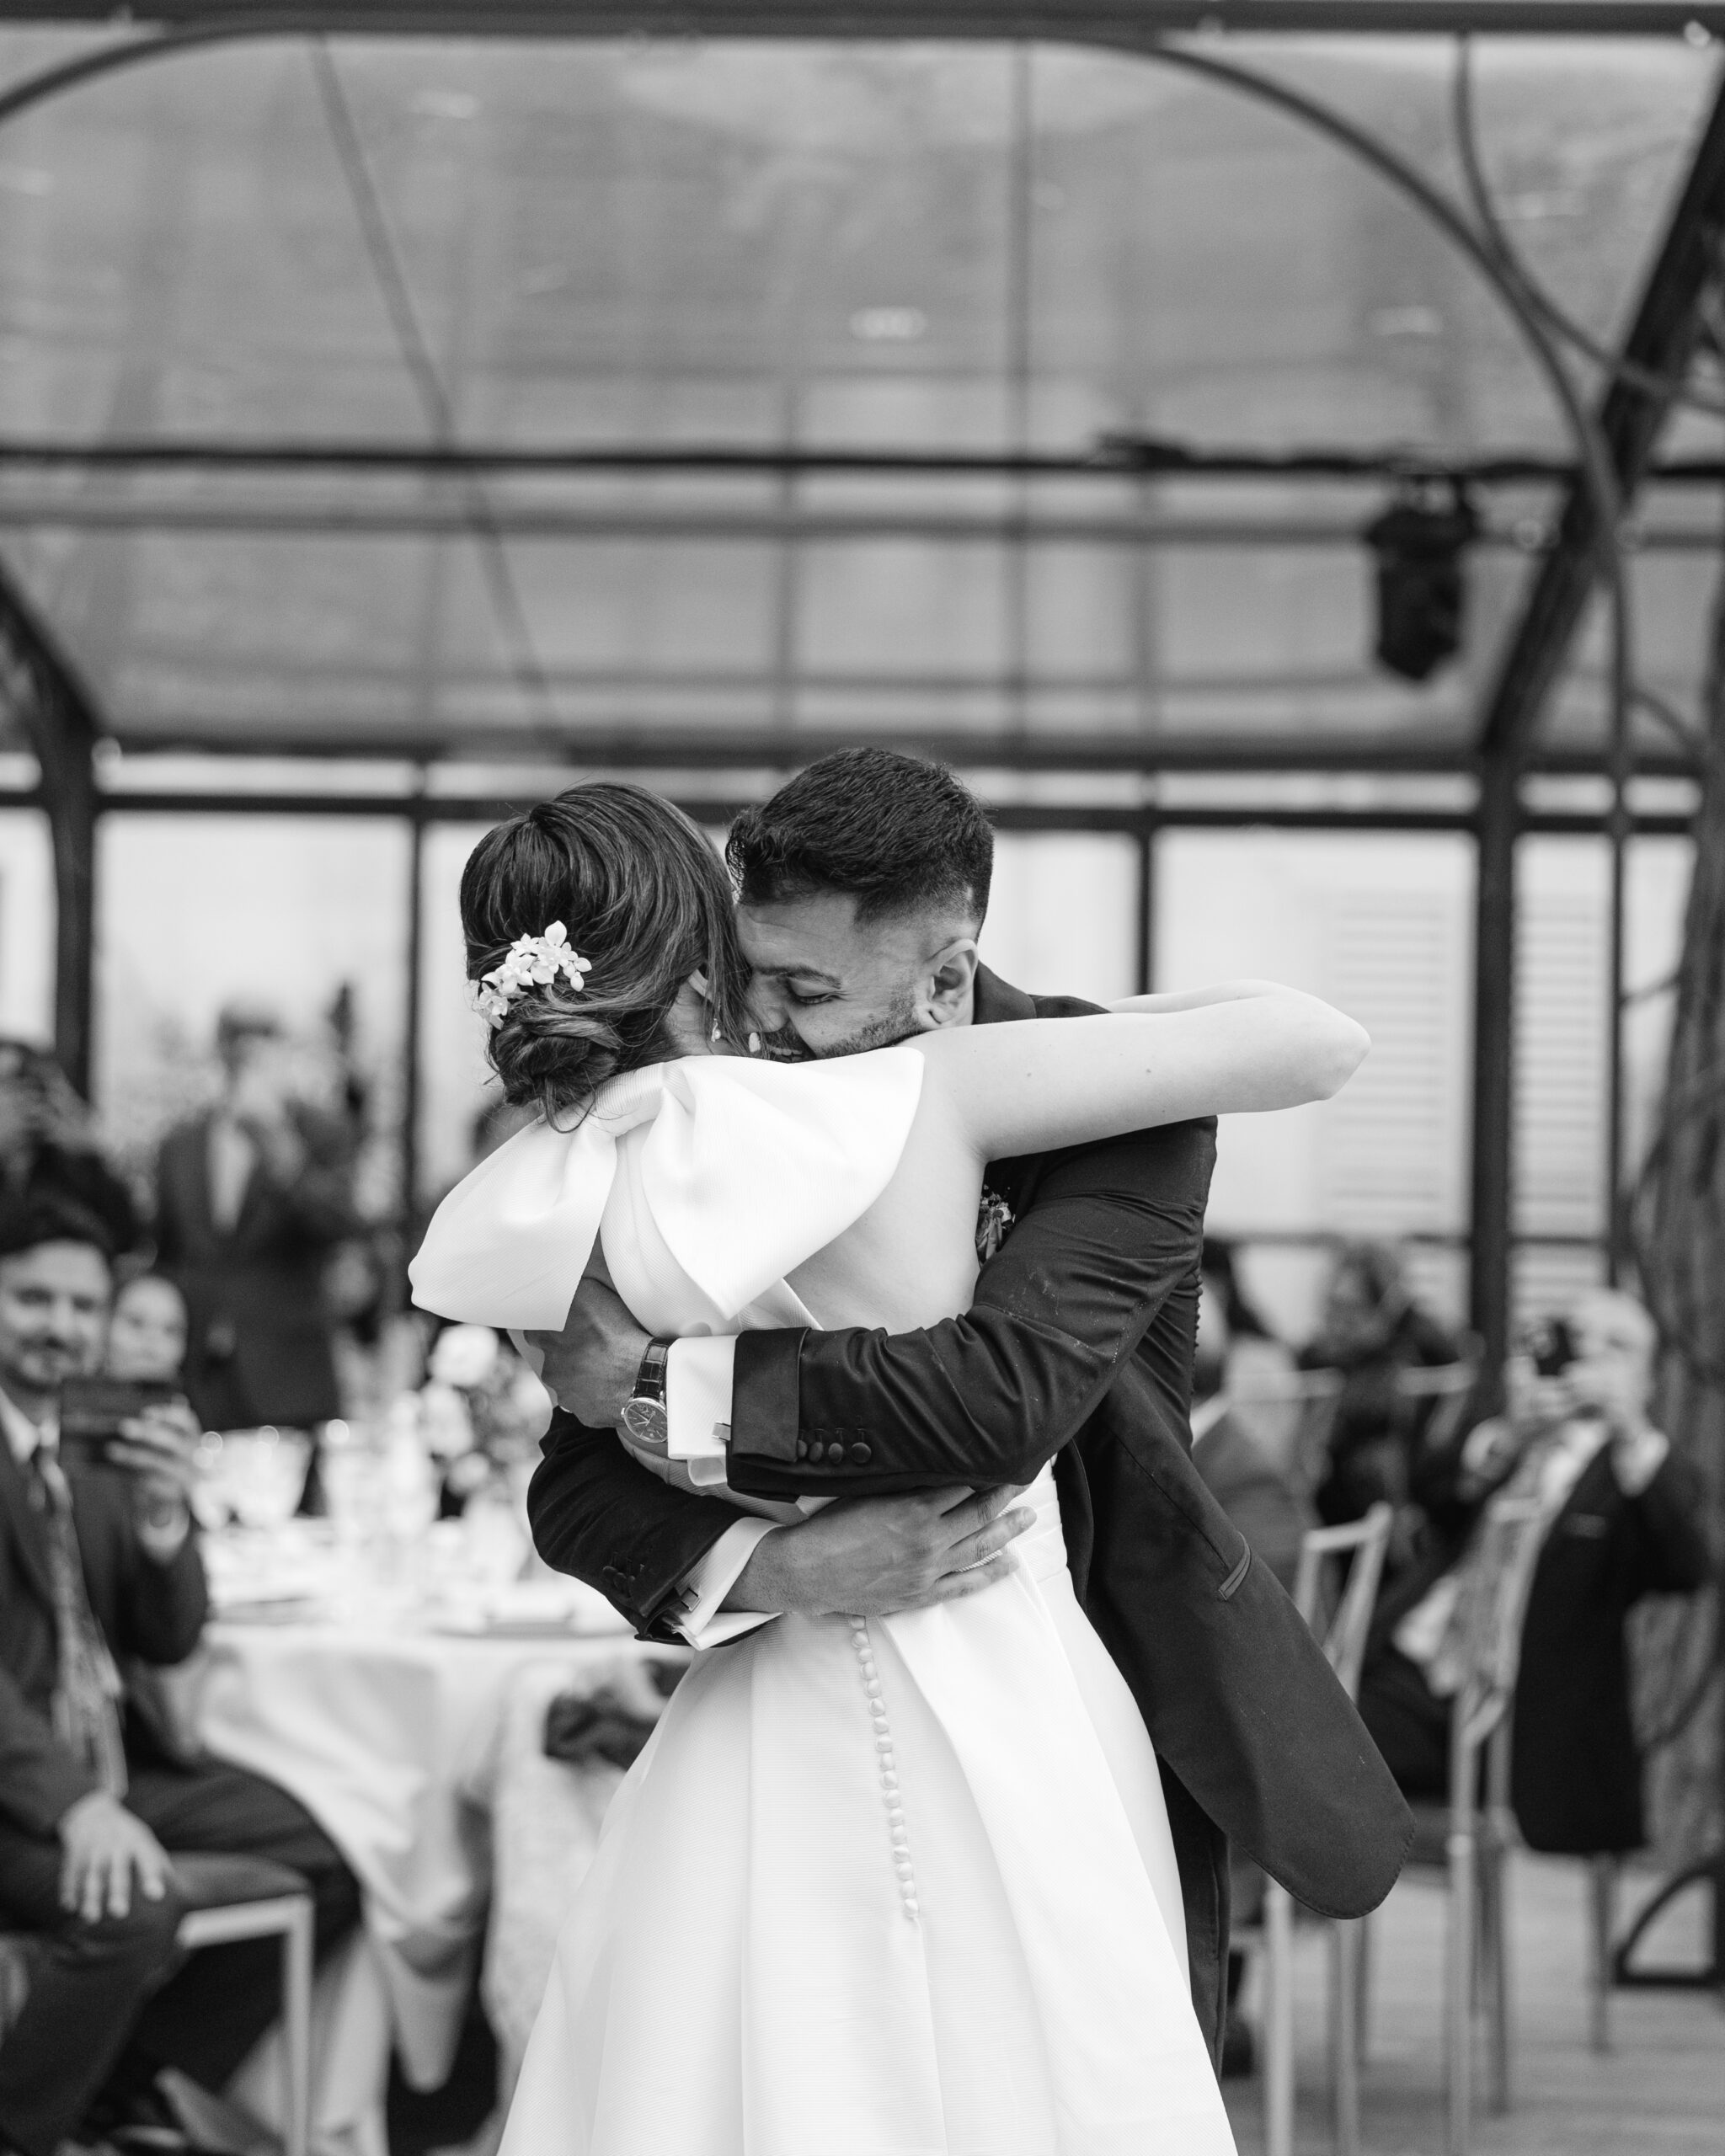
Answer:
911, 982, 1368, 1165
1105, 979, 1305, 1016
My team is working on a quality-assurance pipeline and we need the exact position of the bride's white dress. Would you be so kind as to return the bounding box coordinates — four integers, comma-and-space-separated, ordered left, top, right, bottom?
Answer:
411, 1049, 1236, 2156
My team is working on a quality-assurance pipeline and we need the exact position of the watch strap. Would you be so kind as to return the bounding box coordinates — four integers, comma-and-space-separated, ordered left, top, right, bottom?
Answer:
633, 1338, 671, 1405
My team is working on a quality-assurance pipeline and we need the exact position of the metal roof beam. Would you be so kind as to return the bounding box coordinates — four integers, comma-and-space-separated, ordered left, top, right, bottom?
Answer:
0, 564, 106, 1091
5, 4, 1725, 39
1, 438, 1725, 483
7, 723, 1674, 774
1476, 75, 1725, 763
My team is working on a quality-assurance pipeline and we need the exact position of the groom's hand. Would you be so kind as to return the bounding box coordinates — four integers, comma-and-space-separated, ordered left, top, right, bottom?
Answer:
528, 1278, 649, 1428
722, 1486, 1037, 1619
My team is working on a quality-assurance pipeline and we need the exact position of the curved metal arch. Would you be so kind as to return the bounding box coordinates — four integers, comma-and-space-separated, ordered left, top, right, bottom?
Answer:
0, 20, 294, 132
0, 17, 1628, 744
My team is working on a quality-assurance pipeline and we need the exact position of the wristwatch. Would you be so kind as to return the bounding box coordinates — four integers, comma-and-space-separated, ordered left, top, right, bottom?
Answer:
620, 1339, 672, 1449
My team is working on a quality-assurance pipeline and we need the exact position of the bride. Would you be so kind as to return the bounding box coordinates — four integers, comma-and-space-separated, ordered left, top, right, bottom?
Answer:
411, 782, 1368, 2156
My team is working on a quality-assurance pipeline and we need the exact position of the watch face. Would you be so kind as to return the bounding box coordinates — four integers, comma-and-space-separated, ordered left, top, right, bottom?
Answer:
621, 1397, 670, 1449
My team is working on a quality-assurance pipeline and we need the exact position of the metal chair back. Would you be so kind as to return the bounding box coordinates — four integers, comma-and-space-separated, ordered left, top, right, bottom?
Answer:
1397, 1356, 1482, 1458
1292, 1501, 1395, 1703
1448, 1496, 1546, 1807
1230, 1365, 1347, 1497
1440, 1493, 1547, 2156
1252, 1503, 1394, 2156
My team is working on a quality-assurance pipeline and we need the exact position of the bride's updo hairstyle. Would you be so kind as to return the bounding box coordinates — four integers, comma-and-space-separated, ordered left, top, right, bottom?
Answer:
460, 782, 754, 1122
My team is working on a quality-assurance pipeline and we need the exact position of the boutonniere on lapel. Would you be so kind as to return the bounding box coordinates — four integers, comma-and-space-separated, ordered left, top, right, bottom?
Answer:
975, 1187, 1015, 1264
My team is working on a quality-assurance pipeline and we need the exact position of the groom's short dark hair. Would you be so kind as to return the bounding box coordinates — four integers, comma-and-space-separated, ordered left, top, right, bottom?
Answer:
727, 750, 993, 925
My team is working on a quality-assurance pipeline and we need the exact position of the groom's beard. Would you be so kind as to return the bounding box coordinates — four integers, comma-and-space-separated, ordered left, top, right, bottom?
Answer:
749, 992, 920, 1064
807, 994, 920, 1060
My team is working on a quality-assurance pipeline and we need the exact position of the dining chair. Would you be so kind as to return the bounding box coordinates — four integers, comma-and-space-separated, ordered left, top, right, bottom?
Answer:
1387, 1495, 1547, 2156
1395, 1355, 1482, 1459
172, 1854, 316, 2156
0, 1855, 314, 2156
1237, 1500, 1394, 2156
1227, 1364, 1347, 1500
1586, 1851, 1618, 2053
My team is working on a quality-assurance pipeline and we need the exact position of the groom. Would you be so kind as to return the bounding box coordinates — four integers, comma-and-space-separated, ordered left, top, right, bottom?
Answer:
526, 749, 1410, 2057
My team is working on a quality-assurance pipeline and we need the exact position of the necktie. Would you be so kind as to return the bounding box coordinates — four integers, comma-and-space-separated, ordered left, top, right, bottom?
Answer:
28, 1449, 128, 1799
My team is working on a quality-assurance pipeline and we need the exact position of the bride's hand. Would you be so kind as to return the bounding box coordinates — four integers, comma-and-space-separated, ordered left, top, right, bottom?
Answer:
722, 1486, 1037, 1619
529, 1275, 650, 1428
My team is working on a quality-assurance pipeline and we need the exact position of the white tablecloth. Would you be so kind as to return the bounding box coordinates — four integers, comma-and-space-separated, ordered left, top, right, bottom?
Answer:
195, 1611, 670, 2156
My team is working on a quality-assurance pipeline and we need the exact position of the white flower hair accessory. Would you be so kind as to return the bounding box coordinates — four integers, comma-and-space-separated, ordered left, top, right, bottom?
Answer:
471, 921, 592, 1029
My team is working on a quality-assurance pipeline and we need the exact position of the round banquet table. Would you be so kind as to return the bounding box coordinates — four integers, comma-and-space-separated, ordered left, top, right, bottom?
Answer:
189, 1543, 681, 2156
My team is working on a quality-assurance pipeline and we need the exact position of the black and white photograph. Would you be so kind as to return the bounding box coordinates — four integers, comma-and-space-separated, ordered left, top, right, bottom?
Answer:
0, 6, 1719, 2155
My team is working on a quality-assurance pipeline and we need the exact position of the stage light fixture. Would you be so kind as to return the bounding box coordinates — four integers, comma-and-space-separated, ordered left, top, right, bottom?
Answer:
1363, 485, 1479, 683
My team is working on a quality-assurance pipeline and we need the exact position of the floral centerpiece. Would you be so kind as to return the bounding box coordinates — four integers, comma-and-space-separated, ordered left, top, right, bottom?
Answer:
419, 1323, 553, 1511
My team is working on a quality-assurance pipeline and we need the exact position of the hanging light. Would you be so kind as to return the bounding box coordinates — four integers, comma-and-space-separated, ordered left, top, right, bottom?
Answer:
1363, 483, 1479, 683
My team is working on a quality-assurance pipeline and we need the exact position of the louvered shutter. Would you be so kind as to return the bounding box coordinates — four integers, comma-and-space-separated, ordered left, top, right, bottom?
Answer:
1317, 887, 1465, 1237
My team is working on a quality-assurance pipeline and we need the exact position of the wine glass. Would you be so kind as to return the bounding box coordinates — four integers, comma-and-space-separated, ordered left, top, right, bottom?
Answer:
222, 1428, 312, 1534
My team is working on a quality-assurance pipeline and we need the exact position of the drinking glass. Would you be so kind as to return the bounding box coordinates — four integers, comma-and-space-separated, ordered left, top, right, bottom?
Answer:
222, 1428, 312, 1533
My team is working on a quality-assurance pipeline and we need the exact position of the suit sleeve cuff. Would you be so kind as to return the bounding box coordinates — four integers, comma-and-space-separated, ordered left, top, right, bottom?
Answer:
666, 1337, 738, 1488
670, 1518, 782, 1648
729, 1330, 806, 1465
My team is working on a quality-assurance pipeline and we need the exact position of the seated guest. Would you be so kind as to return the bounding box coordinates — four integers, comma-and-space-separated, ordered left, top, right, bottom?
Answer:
0, 1196, 360, 2156
1300, 1239, 1461, 1534
105, 1273, 190, 1387
1357, 1289, 1712, 1857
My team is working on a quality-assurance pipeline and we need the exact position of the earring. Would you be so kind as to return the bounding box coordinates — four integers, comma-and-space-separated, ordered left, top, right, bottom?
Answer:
711, 1024, 722, 1044
747, 1033, 761, 1055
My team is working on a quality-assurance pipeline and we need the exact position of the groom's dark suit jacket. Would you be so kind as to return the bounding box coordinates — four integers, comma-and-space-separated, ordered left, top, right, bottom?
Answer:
527, 968, 1413, 2055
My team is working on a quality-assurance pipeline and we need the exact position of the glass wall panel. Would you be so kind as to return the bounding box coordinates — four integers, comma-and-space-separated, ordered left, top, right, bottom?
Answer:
0, 809, 54, 1047
982, 835, 1139, 1006
419, 820, 495, 1205
1624, 835, 1694, 1186
1157, 829, 1474, 1342
94, 814, 410, 1209
1513, 835, 1606, 1235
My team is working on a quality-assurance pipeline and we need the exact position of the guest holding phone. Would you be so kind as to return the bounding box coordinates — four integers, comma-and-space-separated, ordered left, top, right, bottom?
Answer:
155, 1003, 360, 1437
1356, 1290, 1712, 1857
0, 1194, 360, 2156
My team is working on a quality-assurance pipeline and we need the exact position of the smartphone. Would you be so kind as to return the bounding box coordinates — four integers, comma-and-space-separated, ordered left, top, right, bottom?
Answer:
58, 1376, 179, 1470
1526, 1316, 1578, 1380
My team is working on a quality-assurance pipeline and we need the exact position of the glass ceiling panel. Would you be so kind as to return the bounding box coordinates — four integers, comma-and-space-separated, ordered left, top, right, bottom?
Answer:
0, 29, 1712, 765
1542, 542, 1722, 762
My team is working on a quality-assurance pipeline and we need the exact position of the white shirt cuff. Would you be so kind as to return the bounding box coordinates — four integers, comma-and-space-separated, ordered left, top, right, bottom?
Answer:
667, 1337, 738, 1479
671, 1518, 781, 1648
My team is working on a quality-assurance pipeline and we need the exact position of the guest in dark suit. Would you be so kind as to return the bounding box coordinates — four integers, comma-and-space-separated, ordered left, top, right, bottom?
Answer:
515, 750, 1412, 2062
0, 1041, 138, 1260
0, 1195, 360, 2156
1358, 1289, 1712, 1853
155, 1003, 360, 1434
